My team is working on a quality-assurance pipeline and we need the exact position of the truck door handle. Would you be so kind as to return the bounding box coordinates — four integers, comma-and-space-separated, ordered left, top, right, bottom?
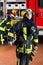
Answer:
36, 13, 40, 17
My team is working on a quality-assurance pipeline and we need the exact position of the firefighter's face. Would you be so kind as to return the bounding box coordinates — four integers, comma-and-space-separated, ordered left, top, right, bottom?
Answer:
26, 12, 32, 19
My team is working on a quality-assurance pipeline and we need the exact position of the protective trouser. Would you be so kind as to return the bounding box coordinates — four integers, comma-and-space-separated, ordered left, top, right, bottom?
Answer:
17, 53, 31, 65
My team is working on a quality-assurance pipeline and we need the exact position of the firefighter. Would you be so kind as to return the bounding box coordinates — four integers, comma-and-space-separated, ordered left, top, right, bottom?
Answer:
8, 8, 39, 65
2, 14, 20, 44
0, 14, 11, 45
3, 14, 15, 44
0, 18, 7, 45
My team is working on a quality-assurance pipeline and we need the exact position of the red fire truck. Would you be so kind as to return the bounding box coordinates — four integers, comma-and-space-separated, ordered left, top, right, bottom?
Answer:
26, 0, 43, 35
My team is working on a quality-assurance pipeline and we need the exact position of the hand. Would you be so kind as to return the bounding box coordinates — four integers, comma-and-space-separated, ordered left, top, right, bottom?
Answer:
34, 46, 38, 51
8, 41, 13, 46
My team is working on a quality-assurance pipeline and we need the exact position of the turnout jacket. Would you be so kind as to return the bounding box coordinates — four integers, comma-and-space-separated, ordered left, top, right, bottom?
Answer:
8, 16, 39, 54
0, 17, 12, 44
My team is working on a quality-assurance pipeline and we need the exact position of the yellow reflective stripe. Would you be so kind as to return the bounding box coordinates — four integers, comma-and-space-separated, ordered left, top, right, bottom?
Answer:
0, 18, 6, 25
1, 34, 4, 45
18, 58, 20, 65
18, 44, 24, 53
8, 32, 14, 37
19, 47, 24, 53
23, 27, 27, 40
7, 29, 10, 31
31, 36, 33, 40
14, 20, 20, 23
7, 22, 10, 25
34, 39, 38, 43
25, 45, 32, 54
0, 27, 5, 31
10, 20, 14, 26
4, 26, 6, 30
14, 33, 17, 38
17, 44, 32, 54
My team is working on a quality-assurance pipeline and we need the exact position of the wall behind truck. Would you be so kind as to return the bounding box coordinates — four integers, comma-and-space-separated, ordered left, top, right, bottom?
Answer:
7, 0, 26, 2
0, 0, 7, 19
0, 0, 4, 19
6, 0, 26, 18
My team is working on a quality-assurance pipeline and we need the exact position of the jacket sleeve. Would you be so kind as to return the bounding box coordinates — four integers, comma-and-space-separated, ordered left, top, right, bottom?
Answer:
32, 21, 39, 34
8, 22, 21, 41
5, 20, 11, 31
8, 26, 15, 41
31, 21, 39, 47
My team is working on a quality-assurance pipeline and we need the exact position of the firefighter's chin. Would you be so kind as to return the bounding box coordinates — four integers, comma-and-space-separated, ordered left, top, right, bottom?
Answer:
8, 41, 13, 46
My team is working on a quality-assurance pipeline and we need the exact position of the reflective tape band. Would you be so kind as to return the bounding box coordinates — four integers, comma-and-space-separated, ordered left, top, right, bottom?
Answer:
1, 39, 4, 41
1, 34, 5, 44
31, 36, 33, 40
10, 20, 14, 26
17, 44, 32, 54
14, 34, 16, 38
0, 18, 6, 25
8, 32, 14, 37
17, 44, 24, 53
34, 39, 38, 43
7, 22, 10, 25
25, 49, 32, 54
7, 29, 10, 31
19, 48, 24, 53
19, 44, 24, 53
23, 27, 27, 40
0, 27, 5, 31
25, 45, 32, 54
18, 58, 20, 65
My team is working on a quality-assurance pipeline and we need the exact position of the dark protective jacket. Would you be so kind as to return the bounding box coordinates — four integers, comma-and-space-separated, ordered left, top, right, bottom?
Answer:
0, 17, 11, 34
0, 17, 11, 44
8, 16, 39, 54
